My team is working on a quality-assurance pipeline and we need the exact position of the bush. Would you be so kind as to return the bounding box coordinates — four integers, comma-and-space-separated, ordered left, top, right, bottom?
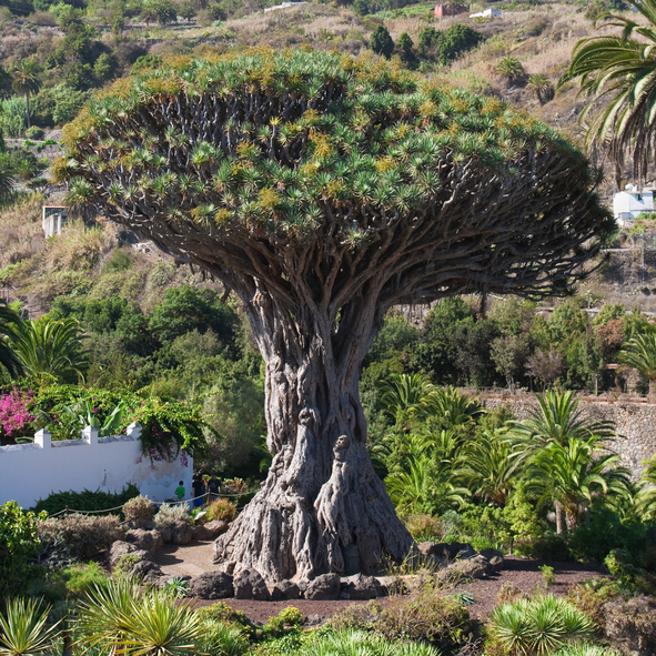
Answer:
262, 607, 305, 639
332, 582, 475, 652
62, 561, 109, 596
24, 126, 44, 139
0, 501, 44, 596
32, 484, 139, 515
487, 595, 595, 655
39, 513, 123, 560
302, 630, 439, 656
154, 503, 191, 530
206, 498, 238, 523
122, 495, 156, 528
404, 514, 442, 541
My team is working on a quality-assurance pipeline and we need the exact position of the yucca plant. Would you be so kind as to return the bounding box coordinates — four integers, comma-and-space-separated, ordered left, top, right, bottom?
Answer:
619, 331, 656, 397
303, 629, 440, 656
554, 644, 622, 656
561, 0, 656, 181
76, 579, 202, 656
0, 597, 61, 656
488, 595, 595, 656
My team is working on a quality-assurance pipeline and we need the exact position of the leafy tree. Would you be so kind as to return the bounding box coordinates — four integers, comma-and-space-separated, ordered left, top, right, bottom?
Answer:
370, 25, 394, 59
141, 0, 176, 24
0, 502, 44, 597
561, 0, 656, 181
148, 286, 238, 347
491, 333, 531, 389
620, 331, 656, 397
418, 25, 482, 64
396, 32, 418, 69
61, 50, 612, 580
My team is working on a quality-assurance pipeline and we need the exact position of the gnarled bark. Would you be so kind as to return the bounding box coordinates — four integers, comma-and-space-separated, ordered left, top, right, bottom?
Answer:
213, 297, 413, 582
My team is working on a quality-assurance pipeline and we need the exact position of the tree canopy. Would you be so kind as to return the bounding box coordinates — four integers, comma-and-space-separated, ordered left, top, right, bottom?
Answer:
61, 49, 613, 314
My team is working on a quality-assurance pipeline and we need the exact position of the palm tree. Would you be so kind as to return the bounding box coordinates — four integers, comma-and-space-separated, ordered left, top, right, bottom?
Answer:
510, 389, 619, 532
495, 56, 528, 87
0, 154, 15, 204
10, 317, 88, 384
526, 437, 631, 532
636, 455, 656, 519
620, 331, 656, 397
459, 427, 523, 506
379, 373, 435, 426
0, 597, 61, 656
528, 73, 555, 105
561, 0, 656, 182
0, 301, 22, 379
10, 60, 40, 130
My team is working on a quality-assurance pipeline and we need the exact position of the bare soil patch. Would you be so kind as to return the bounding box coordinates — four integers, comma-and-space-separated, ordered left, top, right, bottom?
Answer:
155, 542, 603, 624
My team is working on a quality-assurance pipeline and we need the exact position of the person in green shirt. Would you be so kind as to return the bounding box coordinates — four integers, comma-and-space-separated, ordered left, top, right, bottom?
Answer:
175, 480, 185, 501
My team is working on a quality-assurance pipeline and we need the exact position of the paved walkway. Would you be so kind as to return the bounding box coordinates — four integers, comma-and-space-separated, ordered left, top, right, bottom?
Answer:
153, 540, 215, 578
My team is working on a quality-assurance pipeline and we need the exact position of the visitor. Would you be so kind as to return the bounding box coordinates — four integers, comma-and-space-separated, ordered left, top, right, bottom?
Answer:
175, 480, 186, 502
192, 473, 206, 507
208, 474, 220, 501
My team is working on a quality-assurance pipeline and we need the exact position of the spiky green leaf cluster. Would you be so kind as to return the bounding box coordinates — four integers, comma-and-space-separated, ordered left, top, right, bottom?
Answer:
62, 49, 593, 242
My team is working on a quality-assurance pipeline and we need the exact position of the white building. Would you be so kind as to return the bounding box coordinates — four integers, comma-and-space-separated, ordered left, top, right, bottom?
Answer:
613, 185, 655, 228
469, 7, 502, 18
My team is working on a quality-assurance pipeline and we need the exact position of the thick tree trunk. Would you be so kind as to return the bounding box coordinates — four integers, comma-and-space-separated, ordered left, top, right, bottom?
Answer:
213, 297, 413, 583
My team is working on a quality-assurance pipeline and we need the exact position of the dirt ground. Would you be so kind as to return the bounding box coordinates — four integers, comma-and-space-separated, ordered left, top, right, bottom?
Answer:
154, 541, 603, 624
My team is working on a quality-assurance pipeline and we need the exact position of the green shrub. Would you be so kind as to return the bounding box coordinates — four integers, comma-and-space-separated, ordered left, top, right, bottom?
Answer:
0, 501, 45, 596
32, 485, 139, 515
332, 582, 474, 651
554, 645, 622, 656
38, 513, 123, 560
487, 595, 595, 655
197, 618, 249, 655
262, 607, 305, 639
62, 561, 109, 596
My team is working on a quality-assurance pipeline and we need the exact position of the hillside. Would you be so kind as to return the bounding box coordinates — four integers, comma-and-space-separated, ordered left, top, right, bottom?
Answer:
0, 0, 646, 315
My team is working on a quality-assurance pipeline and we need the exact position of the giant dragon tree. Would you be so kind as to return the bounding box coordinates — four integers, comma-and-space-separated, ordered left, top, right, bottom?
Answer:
61, 50, 613, 585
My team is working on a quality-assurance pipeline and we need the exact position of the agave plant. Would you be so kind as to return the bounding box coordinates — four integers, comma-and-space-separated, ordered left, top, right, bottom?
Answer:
488, 595, 595, 656
0, 597, 61, 656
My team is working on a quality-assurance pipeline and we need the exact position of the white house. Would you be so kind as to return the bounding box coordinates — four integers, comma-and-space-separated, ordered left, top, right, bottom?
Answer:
469, 7, 502, 18
613, 184, 655, 228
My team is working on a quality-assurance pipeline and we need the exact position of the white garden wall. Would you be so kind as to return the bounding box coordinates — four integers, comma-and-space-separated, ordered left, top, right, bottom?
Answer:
0, 424, 193, 509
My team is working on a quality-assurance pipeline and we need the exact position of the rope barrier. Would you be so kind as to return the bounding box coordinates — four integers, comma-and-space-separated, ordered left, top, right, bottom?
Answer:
48, 489, 254, 518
